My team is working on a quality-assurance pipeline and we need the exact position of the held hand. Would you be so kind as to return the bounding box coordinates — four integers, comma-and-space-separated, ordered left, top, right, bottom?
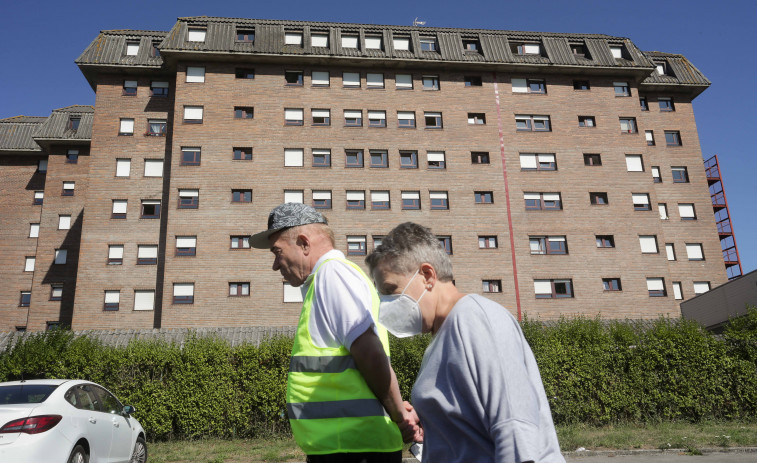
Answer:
401, 401, 424, 443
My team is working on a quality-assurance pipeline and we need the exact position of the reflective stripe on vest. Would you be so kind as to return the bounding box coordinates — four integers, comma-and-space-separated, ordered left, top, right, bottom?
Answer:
287, 398, 389, 420
289, 355, 356, 373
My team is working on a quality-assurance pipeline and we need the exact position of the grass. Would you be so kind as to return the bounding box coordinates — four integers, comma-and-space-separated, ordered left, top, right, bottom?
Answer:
148, 422, 757, 462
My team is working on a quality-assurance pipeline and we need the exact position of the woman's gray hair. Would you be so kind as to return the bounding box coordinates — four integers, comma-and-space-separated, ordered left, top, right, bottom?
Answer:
365, 222, 453, 281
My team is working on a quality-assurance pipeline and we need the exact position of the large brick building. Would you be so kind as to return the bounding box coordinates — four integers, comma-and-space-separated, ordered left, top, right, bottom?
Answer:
0, 17, 730, 331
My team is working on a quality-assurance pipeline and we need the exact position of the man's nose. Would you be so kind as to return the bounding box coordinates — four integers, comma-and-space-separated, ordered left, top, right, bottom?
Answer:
272, 258, 280, 271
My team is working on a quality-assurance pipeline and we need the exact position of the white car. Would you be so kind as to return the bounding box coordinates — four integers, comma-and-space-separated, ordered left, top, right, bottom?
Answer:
0, 379, 147, 463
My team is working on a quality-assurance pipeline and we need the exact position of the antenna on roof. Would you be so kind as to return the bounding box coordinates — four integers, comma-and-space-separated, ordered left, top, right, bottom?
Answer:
413, 17, 426, 27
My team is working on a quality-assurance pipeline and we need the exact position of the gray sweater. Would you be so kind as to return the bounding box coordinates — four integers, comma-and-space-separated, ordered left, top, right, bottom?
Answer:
411, 294, 564, 463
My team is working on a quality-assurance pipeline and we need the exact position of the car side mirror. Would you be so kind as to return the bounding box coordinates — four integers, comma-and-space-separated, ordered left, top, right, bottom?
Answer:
122, 405, 136, 416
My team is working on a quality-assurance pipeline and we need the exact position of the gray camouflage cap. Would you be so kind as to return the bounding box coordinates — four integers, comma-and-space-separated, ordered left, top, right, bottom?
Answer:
250, 202, 328, 248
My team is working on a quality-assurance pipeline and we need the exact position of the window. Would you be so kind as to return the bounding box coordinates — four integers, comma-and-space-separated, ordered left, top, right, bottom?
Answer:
656, 62, 668, 76
524, 192, 561, 210
652, 166, 662, 183
54, 249, 67, 265
679, 203, 696, 220
625, 154, 644, 172
511, 78, 546, 94
610, 46, 624, 59
647, 278, 666, 297
686, 243, 704, 261
368, 111, 386, 127
104, 291, 120, 311
311, 33, 328, 48
284, 190, 304, 203
596, 235, 615, 248
530, 236, 568, 255
603, 278, 622, 291
123, 80, 137, 96
284, 108, 302, 125
347, 236, 367, 256
646, 130, 655, 146
437, 236, 453, 255
693, 282, 711, 295
632, 193, 651, 211
134, 290, 155, 311
283, 71, 304, 87
472, 152, 490, 164
665, 131, 682, 146
614, 81, 630, 97
422, 76, 439, 90
235, 68, 255, 79
231, 189, 252, 203
479, 236, 498, 249
183, 106, 203, 123
50, 285, 63, 301
58, 215, 71, 230
140, 200, 161, 219
229, 282, 250, 297
112, 200, 127, 219
590, 192, 608, 205
672, 166, 689, 183
573, 80, 590, 90
620, 118, 637, 133
475, 191, 494, 204
665, 243, 676, 261
659, 97, 675, 112
401, 191, 420, 210
176, 236, 197, 256
126, 41, 140, 56
673, 282, 683, 300
151, 41, 161, 57
659, 203, 669, 220
341, 34, 359, 49
514, 43, 541, 55
344, 110, 362, 127
62, 181, 75, 196
143, 159, 163, 177
343, 72, 360, 87
119, 118, 134, 135
187, 28, 206, 42
462, 39, 480, 52
137, 245, 158, 265
66, 149, 79, 163
515, 115, 551, 132
285, 32, 303, 46
420, 37, 437, 51
346, 190, 366, 209
186, 66, 205, 83
483, 280, 502, 293
19, 291, 31, 307
400, 151, 418, 168
570, 43, 589, 58
366, 73, 384, 88
233, 147, 252, 161
146, 119, 167, 136
422, 152, 445, 170
639, 235, 659, 254
313, 190, 332, 209
236, 28, 255, 43
373, 236, 384, 249
639, 97, 648, 111
235, 107, 254, 119
465, 76, 482, 87
312, 109, 330, 126
430, 191, 449, 210
424, 112, 442, 129
370, 150, 388, 167
181, 147, 201, 166
534, 279, 573, 298
178, 189, 199, 209
520, 153, 556, 171
345, 150, 364, 167
33, 191, 44, 205
283, 282, 303, 303
230, 236, 251, 249
397, 111, 416, 128
25, 257, 35, 272
29, 223, 39, 238
395, 74, 413, 89
173, 283, 194, 304
365, 35, 382, 50
284, 148, 304, 167
578, 116, 596, 127
393, 37, 410, 51
150, 81, 169, 97
36, 159, 48, 173
370, 191, 390, 210
312, 149, 331, 167
468, 113, 486, 125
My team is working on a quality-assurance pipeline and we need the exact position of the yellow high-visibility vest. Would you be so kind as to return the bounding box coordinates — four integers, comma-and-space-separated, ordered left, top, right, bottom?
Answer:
286, 258, 402, 455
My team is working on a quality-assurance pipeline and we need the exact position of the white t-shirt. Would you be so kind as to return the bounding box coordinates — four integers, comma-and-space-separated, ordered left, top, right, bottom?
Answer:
300, 249, 377, 350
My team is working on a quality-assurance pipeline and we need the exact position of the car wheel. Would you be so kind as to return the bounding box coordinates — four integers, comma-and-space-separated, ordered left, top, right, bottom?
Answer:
130, 436, 147, 463
68, 445, 89, 463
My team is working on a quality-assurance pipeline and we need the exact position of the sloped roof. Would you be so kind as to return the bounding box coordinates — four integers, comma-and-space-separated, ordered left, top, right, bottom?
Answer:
76, 29, 167, 67
641, 51, 711, 86
33, 105, 94, 141
0, 116, 46, 151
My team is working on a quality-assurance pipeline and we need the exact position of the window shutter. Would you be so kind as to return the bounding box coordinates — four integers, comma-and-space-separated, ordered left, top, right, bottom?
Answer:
126, 43, 140, 55
393, 38, 410, 50
284, 191, 304, 203
144, 160, 164, 177
109, 246, 124, 259
632, 193, 650, 205
367, 111, 385, 119
427, 152, 445, 162
187, 29, 206, 42
538, 154, 555, 163
342, 36, 358, 48
401, 191, 419, 200
542, 193, 561, 201
397, 111, 415, 120
138, 245, 158, 258
285, 33, 303, 45
283, 282, 303, 302
639, 236, 658, 253
344, 110, 362, 119
693, 282, 710, 294
646, 131, 654, 142
284, 149, 304, 167
312, 191, 331, 200
429, 192, 448, 199
371, 191, 389, 202
104, 291, 120, 303
186, 66, 205, 82
625, 155, 643, 172
346, 191, 365, 201
112, 200, 127, 214
534, 280, 553, 295
610, 48, 623, 59
673, 283, 683, 300
395, 74, 412, 88
285, 108, 303, 120
134, 290, 155, 311
678, 203, 695, 218
176, 237, 196, 248
365, 36, 382, 49
311, 72, 329, 85
524, 44, 540, 54
152, 81, 169, 88
59, 215, 71, 229
116, 159, 131, 177
646, 278, 664, 291
124, 80, 137, 88
520, 154, 537, 169
173, 283, 194, 296
366, 73, 384, 86
63, 181, 75, 190
511, 78, 528, 93
311, 34, 328, 47
524, 193, 541, 200
184, 106, 203, 120
686, 244, 703, 260
119, 119, 134, 133
312, 109, 330, 118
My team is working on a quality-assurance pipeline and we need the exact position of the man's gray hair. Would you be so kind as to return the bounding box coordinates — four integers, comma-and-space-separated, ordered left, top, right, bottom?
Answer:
365, 222, 453, 281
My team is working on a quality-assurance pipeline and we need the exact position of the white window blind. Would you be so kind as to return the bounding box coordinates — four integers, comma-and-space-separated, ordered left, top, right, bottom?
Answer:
312, 71, 329, 85
511, 78, 528, 93
524, 193, 541, 200
344, 110, 362, 119
116, 159, 130, 177
311, 34, 328, 47
427, 152, 445, 162
25, 257, 35, 272
173, 283, 194, 297
142, 199, 160, 206
651, 166, 660, 178
109, 245, 124, 259
126, 43, 140, 55
693, 282, 710, 294
659, 203, 669, 219
58, 215, 71, 230
366, 73, 384, 87
656, 64, 665, 75
429, 192, 448, 199
284, 190, 304, 203
397, 111, 415, 120
343, 72, 360, 86
393, 37, 410, 50
179, 189, 198, 199
679, 203, 695, 218
347, 236, 366, 244
626, 155, 643, 172
666, 244, 676, 261
285, 108, 303, 120
401, 191, 419, 200
34, 191, 44, 201
346, 191, 365, 201
542, 193, 561, 201
184, 106, 203, 121
313, 149, 330, 156
119, 118, 134, 134
520, 154, 537, 169
395, 74, 412, 88
632, 193, 650, 205
312, 191, 331, 200
686, 244, 703, 260
639, 236, 658, 253
312, 109, 330, 118
104, 291, 120, 304
367, 111, 385, 120
30, 223, 40, 238
186, 66, 205, 83
144, 160, 164, 177
529, 239, 543, 252
187, 29, 206, 42
673, 282, 683, 300
138, 245, 158, 258
55, 249, 67, 264
124, 80, 137, 89
539, 154, 555, 163
371, 191, 389, 202
284, 149, 304, 167
285, 32, 303, 45
341, 35, 358, 48
523, 44, 540, 54
550, 236, 566, 242
134, 290, 155, 311
646, 278, 664, 291
176, 236, 196, 248
646, 131, 655, 142
534, 280, 553, 295
63, 181, 75, 191
51, 286, 63, 298
112, 200, 127, 214
365, 36, 382, 49
610, 47, 623, 59
283, 282, 303, 302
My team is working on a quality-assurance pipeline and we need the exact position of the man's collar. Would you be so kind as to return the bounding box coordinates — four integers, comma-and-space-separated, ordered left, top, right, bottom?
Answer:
302, 249, 345, 287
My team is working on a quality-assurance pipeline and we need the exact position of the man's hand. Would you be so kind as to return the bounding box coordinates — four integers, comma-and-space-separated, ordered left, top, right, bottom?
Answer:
400, 401, 424, 443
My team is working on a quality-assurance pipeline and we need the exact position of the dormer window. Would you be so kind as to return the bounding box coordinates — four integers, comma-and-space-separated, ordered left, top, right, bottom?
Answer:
123, 80, 137, 96
420, 37, 437, 51
570, 43, 589, 58
393, 36, 410, 51
341, 34, 359, 49
236, 29, 255, 43
68, 116, 81, 131
609, 45, 627, 60
513, 43, 540, 55
462, 39, 480, 53
151, 41, 161, 57
187, 28, 206, 42
365, 35, 382, 50
285, 31, 303, 46
311, 33, 329, 48
126, 41, 140, 56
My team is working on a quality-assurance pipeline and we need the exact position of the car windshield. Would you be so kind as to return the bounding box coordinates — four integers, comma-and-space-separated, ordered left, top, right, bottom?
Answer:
0, 385, 59, 404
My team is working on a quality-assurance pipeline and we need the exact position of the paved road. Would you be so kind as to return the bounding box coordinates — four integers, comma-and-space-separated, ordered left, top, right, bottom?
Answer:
565, 449, 757, 463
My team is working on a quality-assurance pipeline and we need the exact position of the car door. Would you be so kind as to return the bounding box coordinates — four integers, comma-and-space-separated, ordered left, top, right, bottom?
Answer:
91, 385, 132, 463
64, 384, 112, 463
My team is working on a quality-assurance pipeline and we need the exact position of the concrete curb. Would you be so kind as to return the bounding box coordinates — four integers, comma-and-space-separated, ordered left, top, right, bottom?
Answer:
561, 446, 757, 458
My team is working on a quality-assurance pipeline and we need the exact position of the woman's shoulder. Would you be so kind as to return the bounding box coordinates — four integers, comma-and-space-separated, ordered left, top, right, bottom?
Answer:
448, 294, 520, 332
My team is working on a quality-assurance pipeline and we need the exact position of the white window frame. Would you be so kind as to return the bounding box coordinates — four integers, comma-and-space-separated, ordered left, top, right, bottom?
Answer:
365, 36, 382, 50
58, 215, 71, 230
187, 29, 206, 42
284, 148, 304, 167
666, 243, 676, 261
285, 32, 303, 46
184, 106, 203, 122
144, 159, 164, 177
341, 35, 359, 49
29, 223, 40, 238
625, 154, 644, 172
311, 33, 328, 48
686, 243, 704, 261
134, 290, 155, 311
639, 235, 658, 254
284, 190, 304, 204
693, 282, 711, 295
116, 159, 131, 177
119, 118, 134, 134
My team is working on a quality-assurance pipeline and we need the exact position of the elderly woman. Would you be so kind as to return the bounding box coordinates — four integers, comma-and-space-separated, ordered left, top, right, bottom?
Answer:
365, 222, 564, 463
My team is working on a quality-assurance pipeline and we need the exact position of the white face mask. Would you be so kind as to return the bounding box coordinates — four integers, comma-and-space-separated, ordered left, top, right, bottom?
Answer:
378, 269, 426, 338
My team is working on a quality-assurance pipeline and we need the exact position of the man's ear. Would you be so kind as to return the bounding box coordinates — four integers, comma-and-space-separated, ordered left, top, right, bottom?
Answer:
296, 233, 311, 254
419, 263, 436, 288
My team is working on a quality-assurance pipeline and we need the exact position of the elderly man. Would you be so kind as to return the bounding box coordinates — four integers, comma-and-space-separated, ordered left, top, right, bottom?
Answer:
251, 203, 415, 463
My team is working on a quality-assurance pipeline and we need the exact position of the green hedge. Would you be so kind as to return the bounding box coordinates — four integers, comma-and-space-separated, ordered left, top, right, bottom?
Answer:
2, 308, 756, 439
